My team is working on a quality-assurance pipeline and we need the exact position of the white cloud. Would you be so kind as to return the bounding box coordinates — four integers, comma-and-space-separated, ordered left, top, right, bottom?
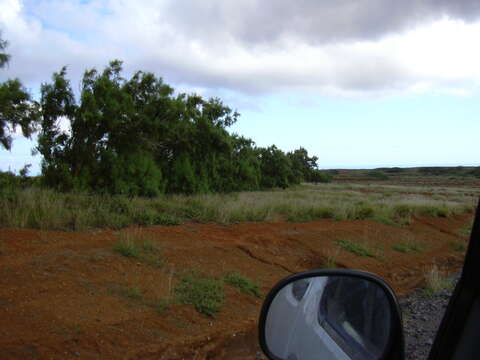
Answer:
1, 0, 480, 98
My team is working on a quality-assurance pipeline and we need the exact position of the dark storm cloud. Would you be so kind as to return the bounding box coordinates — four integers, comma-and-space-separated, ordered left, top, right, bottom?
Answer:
166, 0, 480, 45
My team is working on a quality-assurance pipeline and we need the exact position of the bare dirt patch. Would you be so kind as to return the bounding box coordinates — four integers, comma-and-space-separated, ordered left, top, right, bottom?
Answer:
0, 214, 472, 359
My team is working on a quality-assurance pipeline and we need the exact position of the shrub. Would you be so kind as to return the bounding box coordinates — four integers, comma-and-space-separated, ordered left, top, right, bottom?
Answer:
309, 170, 332, 184
174, 273, 225, 317
156, 213, 181, 226
355, 205, 375, 220
393, 204, 413, 219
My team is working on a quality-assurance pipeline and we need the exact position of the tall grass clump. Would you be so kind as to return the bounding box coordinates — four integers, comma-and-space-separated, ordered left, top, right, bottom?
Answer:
423, 265, 454, 296
324, 248, 340, 268
114, 230, 163, 267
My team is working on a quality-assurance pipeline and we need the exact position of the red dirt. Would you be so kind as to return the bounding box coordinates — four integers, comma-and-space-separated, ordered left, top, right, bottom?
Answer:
0, 214, 472, 359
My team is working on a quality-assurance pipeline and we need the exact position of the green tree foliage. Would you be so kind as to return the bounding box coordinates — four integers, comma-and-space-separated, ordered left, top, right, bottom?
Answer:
310, 169, 332, 184
0, 35, 10, 68
258, 145, 292, 189
37, 61, 327, 196
287, 147, 319, 183
0, 35, 39, 150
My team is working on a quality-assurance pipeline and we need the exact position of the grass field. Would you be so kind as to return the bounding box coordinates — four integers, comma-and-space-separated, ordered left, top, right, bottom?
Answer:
1, 181, 478, 231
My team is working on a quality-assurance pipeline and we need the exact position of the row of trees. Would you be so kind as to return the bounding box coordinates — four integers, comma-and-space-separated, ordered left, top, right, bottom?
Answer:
1, 36, 329, 197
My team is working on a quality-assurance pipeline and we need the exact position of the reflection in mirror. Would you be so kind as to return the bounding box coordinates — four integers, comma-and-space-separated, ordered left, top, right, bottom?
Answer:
264, 276, 393, 360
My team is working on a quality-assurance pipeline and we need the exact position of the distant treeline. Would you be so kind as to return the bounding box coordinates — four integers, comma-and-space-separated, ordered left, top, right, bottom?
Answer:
377, 167, 480, 177
417, 167, 480, 177
23, 61, 328, 196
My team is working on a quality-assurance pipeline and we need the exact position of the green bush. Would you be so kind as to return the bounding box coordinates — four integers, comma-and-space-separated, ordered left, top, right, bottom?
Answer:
393, 204, 413, 219
174, 273, 225, 317
355, 205, 375, 219
309, 170, 332, 184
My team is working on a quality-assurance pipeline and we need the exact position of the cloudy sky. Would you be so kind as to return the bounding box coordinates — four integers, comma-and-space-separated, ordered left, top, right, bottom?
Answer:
1, 0, 479, 173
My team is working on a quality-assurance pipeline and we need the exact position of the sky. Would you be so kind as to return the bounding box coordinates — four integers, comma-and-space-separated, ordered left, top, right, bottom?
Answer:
0, 0, 479, 174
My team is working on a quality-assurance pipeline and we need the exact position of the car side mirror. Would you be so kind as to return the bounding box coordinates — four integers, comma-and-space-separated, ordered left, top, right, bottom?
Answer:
258, 270, 404, 360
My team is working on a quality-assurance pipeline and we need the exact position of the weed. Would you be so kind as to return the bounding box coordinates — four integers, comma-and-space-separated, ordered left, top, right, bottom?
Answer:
423, 265, 454, 296
171, 318, 189, 328
449, 239, 467, 252
114, 240, 141, 258
114, 231, 163, 267
458, 226, 472, 236
72, 325, 83, 335
372, 216, 403, 227
174, 273, 224, 317
324, 248, 340, 268
141, 238, 156, 253
392, 239, 425, 254
110, 284, 144, 301
155, 298, 171, 314
336, 240, 376, 258
224, 272, 261, 298
123, 286, 143, 300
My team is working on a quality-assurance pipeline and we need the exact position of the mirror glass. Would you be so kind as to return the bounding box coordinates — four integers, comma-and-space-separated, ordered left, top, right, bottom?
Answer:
264, 275, 394, 360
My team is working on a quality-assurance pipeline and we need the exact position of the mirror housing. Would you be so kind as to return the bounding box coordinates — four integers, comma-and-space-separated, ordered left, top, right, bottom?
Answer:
258, 269, 404, 360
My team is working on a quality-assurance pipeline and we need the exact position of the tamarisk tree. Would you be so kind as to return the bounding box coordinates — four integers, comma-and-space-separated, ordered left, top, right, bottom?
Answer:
37, 60, 327, 196
0, 34, 39, 150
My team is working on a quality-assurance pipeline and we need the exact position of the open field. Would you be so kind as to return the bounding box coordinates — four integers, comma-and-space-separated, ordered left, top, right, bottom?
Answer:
1, 180, 479, 231
329, 166, 480, 188
0, 175, 478, 359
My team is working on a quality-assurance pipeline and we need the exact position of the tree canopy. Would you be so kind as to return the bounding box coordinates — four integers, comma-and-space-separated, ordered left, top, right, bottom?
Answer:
0, 35, 10, 68
0, 34, 39, 150
36, 61, 329, 196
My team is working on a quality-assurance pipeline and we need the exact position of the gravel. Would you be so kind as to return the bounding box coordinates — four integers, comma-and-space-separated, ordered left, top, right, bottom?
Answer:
399, 273, 460, 360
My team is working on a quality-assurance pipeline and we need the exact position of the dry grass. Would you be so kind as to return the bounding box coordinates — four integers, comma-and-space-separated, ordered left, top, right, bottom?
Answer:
423, 265, 454, 296
0, 183, 477, 230
114, 229, 163, 267
392, 233, 426, 254
324, 248, 340, 268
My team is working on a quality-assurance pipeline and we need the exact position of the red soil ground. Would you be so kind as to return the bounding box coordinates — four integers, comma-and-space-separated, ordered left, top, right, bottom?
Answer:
0, 214, 472, 359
